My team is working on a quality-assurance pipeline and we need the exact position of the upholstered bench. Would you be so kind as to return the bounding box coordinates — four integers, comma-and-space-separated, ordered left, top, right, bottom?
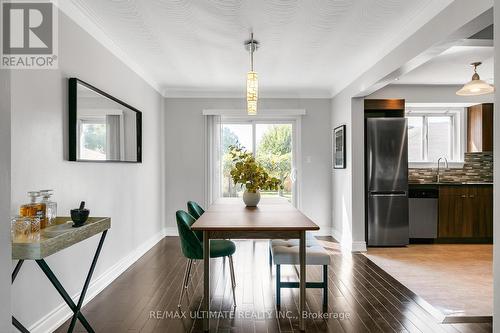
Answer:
269, 235, 330, 310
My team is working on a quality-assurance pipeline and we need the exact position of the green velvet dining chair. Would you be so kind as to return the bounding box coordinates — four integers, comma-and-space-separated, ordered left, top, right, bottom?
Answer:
186, 201, 204, 242
187, 201, 205, 220
188, 200, 232, 246
175, 210, 236, 308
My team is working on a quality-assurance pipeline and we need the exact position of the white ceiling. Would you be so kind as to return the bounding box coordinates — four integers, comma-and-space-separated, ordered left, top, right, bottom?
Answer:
69, 0, 454, 97
394, 45, 494, 85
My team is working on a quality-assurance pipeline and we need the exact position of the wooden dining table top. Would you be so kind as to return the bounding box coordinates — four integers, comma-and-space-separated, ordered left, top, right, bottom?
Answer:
191, 197, 319, 232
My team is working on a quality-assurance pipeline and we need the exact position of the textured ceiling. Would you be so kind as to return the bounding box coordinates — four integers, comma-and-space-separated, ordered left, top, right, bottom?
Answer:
70, 0, 454, 97
395, 45, 494, 85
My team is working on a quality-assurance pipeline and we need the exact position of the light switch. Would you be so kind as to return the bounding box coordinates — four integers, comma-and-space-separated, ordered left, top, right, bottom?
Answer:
306, 156, 312, 163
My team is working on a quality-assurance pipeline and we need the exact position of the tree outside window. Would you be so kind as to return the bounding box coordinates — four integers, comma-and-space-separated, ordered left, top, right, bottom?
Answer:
221, 123, 293, 200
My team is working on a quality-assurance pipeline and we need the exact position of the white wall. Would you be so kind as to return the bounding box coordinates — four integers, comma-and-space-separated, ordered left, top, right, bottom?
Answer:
368, 84, 494, 104
164, 98, 332, 234
330, 93, 353, 249
493, 1, 499, 331
331, 94, 365, 251
10, 12, 165, 331
0, 69, 12, 331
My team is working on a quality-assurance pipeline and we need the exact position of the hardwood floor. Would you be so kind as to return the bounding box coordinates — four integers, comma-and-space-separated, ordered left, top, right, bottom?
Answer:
365, 244, 493, 318
55, 237, 492, 333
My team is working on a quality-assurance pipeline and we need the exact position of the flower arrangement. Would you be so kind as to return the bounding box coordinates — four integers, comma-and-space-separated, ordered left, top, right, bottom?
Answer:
228, 145, 283, 193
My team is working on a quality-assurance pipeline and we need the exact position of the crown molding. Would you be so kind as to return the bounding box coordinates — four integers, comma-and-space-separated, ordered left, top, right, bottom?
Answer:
163, 88, 333, 99
57, 1, 336, 100
55, 0, 163, 95
202, 109, 306, 116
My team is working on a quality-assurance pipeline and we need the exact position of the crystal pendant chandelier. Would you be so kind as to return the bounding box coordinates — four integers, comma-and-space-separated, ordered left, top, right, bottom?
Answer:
245, 33, 259, 115
456, 62, 494, 96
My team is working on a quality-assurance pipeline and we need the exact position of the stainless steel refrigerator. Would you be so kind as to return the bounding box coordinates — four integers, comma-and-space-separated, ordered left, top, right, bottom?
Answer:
366, 118, 409, 246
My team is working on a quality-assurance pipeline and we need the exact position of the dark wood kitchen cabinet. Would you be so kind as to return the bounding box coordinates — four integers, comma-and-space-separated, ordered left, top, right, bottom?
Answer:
470, 186, 494, 237
364, 99, 405, 117
438, 186, 464, 238
467, 103, 493, 152
438, 185, 493, 239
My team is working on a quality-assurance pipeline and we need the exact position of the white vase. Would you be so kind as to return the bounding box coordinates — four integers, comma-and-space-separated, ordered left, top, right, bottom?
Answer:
243, 190, 261, 207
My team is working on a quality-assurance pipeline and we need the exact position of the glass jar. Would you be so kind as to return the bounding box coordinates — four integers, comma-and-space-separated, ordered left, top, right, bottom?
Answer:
40, 190, 57, 226
29, 217, 41, 241
11, 216, 31, 242
19, 191, 47, 228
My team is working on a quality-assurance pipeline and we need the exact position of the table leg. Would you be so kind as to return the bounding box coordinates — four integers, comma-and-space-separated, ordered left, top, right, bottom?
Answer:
36, 260, 95, 333
11, 231, 107, 333
68, 230, 107, 332
12, 317, 29, 333
36, 231, 107, 333
203, 231, 210, 332
12, 260, 24, 283
12, 260, 29, 333
299, 231, 306, 331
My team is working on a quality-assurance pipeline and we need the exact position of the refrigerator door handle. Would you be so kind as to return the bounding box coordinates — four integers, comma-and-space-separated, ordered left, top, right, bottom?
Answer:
369, 191, 407, 197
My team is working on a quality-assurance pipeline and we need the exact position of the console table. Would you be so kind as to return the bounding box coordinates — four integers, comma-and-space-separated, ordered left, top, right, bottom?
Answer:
11, 216, 111, 333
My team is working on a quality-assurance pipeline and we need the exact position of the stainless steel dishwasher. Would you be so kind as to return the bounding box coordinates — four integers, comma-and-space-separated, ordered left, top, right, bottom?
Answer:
408, 187, 438, 239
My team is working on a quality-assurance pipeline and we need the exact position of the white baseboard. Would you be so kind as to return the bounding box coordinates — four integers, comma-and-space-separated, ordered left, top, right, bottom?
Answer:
165, 227, 178, 236
331, 228, 367, 252
331, 227, 342, 243
351, 241, 367, 252
29, 228, 167, 333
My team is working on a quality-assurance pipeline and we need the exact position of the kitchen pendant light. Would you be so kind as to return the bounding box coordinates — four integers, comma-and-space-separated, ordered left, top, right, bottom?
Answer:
245, 33, 259, 115
456, 62, 494, 96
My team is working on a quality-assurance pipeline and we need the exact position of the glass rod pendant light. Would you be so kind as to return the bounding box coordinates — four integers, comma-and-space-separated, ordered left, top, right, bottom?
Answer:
245, 33, 259, 115
456, 62, 494, 96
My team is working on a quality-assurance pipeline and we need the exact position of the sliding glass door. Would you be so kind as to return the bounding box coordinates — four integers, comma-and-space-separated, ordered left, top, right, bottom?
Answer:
220, 120, 297, 205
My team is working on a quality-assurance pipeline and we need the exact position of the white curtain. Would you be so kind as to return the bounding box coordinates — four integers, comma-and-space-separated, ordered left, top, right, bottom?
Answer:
205, 115, 222, 206
106, 115, 121, 160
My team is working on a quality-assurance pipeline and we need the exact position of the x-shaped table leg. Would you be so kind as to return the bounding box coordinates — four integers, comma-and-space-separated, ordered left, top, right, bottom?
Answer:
12, 230, 107, 333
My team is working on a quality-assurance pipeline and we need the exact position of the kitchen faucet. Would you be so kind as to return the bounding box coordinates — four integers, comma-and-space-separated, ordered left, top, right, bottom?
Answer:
436, 157, 448, 183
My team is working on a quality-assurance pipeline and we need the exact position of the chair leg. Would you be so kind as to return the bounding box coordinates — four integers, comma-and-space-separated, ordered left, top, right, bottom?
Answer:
228, 256, 236, 307
177, 259, 190, 307
276, 264, 281, 310
323, 265, 328, 311
184, 259, 193, 289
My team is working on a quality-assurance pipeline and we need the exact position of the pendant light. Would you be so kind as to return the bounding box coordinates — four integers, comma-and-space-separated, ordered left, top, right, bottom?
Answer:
245, 33, 259, 115
456, 62, 494, 96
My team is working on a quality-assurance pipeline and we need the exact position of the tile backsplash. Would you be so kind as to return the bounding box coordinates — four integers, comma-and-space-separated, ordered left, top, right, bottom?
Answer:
409, 152, 493, 183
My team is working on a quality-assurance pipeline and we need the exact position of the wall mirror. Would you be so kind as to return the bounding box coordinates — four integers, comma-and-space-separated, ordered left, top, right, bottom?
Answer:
69, 78, 142, 162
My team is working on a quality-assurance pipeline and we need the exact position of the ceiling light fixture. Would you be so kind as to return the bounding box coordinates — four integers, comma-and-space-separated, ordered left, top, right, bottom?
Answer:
456, 62, 494, 96
245, 33, 259, 115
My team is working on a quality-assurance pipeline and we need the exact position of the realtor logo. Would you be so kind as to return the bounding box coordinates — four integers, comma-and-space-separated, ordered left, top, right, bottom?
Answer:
1, 0, 58, 69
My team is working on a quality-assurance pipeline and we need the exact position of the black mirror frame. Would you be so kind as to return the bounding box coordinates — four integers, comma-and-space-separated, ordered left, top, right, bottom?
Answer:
68, 78, 142, 163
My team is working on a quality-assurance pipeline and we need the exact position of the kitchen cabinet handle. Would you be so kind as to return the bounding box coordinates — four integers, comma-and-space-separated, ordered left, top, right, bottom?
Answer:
469, 195, 475, 198
461, 195, 467, 198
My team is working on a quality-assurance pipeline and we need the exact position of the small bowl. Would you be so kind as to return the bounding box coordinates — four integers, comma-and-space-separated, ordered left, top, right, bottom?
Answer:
71, 209, 89, 227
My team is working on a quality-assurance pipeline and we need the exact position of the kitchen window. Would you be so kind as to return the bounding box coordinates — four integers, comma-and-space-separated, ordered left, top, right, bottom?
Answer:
406, 108, 464, 165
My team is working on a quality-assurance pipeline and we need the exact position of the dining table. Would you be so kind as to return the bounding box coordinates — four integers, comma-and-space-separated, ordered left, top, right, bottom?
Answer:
191, 197, 319, 331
